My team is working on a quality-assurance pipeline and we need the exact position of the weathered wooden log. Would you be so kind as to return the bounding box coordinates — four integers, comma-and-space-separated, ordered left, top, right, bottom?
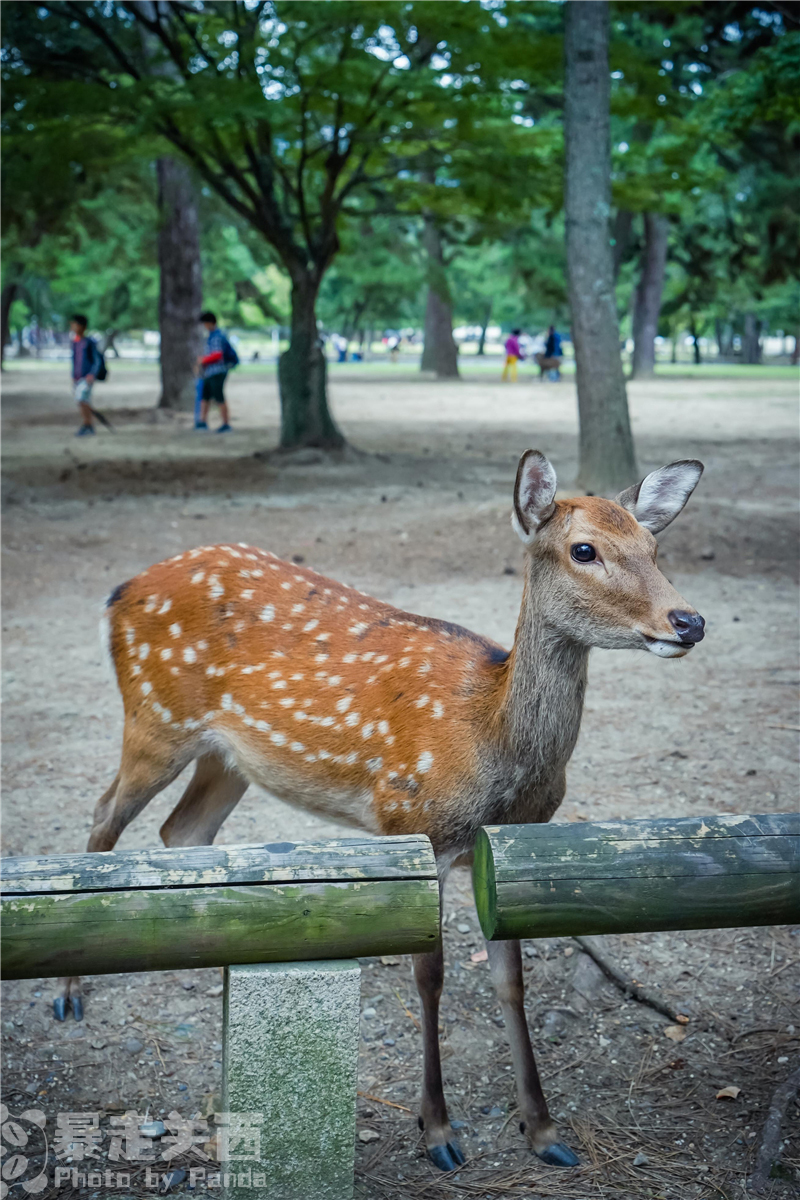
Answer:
1, 836, 439, 980
473, 813, 799, 942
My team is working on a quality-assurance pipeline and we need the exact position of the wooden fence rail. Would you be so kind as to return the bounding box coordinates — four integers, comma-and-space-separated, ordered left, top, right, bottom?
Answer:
472, 812, 799, 942
0, 835, 439, 979
1, 835, 438, 1200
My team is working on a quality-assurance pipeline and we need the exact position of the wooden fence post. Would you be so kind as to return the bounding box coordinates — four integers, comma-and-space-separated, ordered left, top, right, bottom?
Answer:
221, 960, 361, 1200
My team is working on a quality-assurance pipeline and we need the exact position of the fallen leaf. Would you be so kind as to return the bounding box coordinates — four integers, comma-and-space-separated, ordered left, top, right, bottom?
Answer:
205, 984, 223, 998
380, 956, 400, 967
470, 949, 488, 963
664, 1025, 687, 1043
358, 1129, 380, 1143
716, 1085, 741, 1100
676, 1013, 690, 1024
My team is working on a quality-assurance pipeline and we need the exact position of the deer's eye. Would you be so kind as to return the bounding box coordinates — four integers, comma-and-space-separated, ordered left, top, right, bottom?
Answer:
571, 543, 597, 563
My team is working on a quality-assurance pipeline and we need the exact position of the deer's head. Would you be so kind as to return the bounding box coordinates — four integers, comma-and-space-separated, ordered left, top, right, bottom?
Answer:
512, 451, 705, 658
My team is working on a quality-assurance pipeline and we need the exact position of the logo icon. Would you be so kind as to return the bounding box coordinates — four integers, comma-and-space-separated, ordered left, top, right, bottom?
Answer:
0, 1105, 49, 1197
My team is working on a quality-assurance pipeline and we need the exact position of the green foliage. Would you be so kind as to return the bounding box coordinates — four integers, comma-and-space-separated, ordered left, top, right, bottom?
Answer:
1, 0, 796, 362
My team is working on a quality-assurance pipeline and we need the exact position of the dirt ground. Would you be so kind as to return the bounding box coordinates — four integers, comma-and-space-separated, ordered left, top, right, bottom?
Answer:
1, 361, 798, 1200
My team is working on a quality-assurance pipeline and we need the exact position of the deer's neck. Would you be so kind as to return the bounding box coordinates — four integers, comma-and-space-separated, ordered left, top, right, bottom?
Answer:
492, 563, 589, 788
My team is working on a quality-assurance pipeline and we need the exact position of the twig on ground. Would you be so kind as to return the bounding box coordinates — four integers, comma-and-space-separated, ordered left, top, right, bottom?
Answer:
393, 987, 421, 1030
747, 1060, 800, 1193
357, 1090, 413, 1113
573, 935, 689, 1023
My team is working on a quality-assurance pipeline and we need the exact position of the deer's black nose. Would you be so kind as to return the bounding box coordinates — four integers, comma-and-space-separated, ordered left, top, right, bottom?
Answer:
669, 610, 705, 644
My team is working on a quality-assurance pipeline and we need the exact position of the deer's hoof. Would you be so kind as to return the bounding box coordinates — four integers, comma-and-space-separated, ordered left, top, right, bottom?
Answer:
536, 1141, 579, 1168
70, 996, 84, 1022
53, 997, 68, 1022
429, 1140, 465, 1171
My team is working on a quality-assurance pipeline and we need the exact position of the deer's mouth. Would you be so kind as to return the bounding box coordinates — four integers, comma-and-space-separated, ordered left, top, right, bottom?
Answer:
642, 634, 693, 658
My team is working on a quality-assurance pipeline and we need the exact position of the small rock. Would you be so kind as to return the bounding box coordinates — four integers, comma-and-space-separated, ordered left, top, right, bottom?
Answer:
24, 1081, 38, 1095
699, 548, 715, 561
598, 1035, 611, 1048
451, 1119, 468, 1130
177, 1083, 188, 1091
542, 1010, 568, 1040
205, 984, 223, 998
139, 1120, 166, 1139
380, 955, 400, 966
90, 1039, 106, 1050
487, 1106, 503, 1118
572, 953, 608, 1004
563, 946, 574, 957
181, 980, 195, 991
124, 1038, 144, 1054
362, 1007, 377, 1020
358, 1129, 380, 1143
159, 1168, 187, 1193
524, 946, 538, 959
457, 923, 471, 934
633, 1152, 649, 1167
383, 1037, 395, 1047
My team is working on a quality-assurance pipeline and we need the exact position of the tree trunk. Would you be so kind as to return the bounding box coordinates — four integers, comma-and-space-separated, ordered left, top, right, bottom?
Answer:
612, 209, 634, 281
743, 311, 761, 364
791, 335, 799, 367
156, 156, 203, 411
477, 301, 492, 356
564, 1, 636, 495
420, 217, 459, 378
278, 276, 345, 450
690, 316, 702, 365
631, 212, 669, 378
714, 317, 731, 360
1, 281, 20, 369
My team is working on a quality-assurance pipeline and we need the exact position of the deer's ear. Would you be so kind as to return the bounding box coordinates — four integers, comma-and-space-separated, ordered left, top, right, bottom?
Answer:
512, 450, 557, 546
616, 460, 703, 534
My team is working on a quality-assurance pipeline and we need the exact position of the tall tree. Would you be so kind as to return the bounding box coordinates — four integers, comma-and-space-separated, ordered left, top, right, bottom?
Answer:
631, 212, 669, 376
157, 157, 203, 411
420, 209, 459, 377
564, 1, 636, 494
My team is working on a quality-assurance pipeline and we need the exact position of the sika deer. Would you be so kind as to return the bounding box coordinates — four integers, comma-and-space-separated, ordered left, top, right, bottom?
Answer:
61, 451, 705, 1170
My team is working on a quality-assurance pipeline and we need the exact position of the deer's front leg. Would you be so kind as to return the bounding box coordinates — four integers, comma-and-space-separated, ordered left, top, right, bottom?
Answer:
412, 943, 465, 1172
486, 939, 579, 1167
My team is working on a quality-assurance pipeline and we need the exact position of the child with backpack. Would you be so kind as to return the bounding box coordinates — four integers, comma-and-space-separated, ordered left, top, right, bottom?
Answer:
196, 310, 239, 432
70, 313, 107, 437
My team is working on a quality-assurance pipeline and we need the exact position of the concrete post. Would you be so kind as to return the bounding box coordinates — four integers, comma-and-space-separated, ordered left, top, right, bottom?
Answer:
221, 960, 361, 1200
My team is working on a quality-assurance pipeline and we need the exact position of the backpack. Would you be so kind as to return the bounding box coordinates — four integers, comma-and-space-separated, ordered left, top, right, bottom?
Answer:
221, 335, 239, 368
89, 337, 108, 382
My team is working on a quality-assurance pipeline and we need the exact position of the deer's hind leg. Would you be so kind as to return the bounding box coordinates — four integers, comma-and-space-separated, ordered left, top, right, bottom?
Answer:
160, 753, 248, 847
56, 730, 193, 1022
